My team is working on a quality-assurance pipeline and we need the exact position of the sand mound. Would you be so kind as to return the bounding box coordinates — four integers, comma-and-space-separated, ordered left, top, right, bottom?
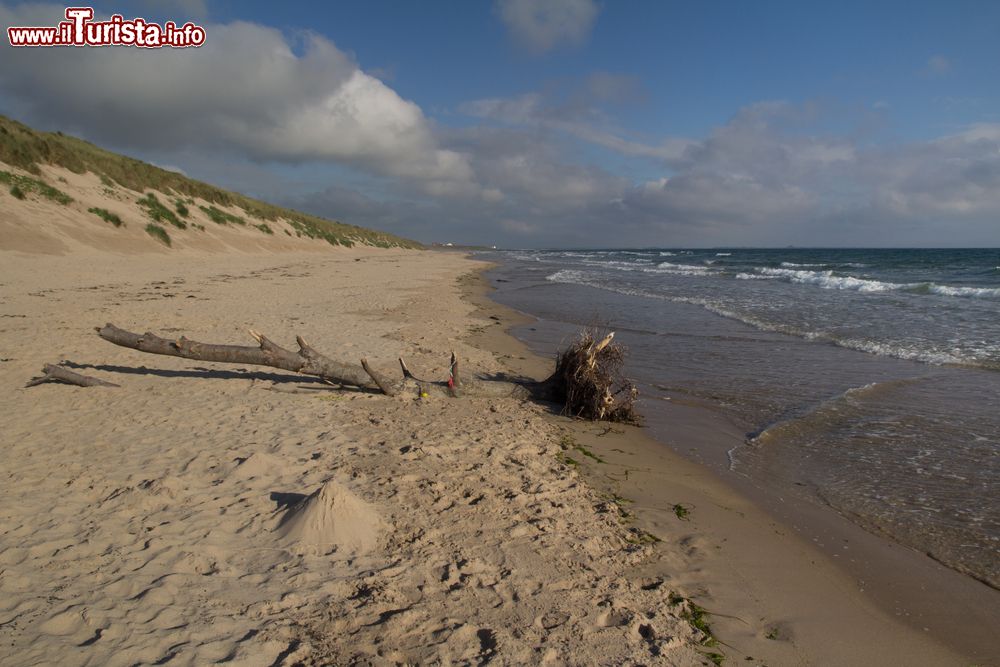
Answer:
275, 479, 386, 556
228, 452, 283, 480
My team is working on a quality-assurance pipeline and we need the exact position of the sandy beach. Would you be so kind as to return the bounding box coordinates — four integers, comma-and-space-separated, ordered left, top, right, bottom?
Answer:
0, 235, 715, 665
0, 166, 987, 666
1, 240, 985, 665
2, 2, 998, 663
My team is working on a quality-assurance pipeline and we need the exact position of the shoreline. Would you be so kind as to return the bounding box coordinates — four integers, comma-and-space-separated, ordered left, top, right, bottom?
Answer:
0, 240, 993, 665
462, 255, 993, 665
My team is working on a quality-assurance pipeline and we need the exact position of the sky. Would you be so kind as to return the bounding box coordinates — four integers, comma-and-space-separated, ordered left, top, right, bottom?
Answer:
1, 0, 999, 247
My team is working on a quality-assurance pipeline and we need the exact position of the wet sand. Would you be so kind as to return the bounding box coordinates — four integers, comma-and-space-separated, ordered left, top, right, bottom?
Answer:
465, 264, 996, 666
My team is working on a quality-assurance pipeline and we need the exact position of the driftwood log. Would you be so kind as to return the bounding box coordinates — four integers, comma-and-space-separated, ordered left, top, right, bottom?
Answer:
91, 323, 639, 422
26, 363, 120, 388
96, 323, 540, 400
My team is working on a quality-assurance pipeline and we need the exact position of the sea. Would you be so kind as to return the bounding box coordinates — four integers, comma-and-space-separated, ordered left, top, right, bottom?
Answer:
480, 248, 1000, 589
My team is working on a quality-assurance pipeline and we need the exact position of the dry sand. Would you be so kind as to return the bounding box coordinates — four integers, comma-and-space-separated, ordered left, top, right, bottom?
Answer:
0, 174, 986, 666
0, 232, 707, 665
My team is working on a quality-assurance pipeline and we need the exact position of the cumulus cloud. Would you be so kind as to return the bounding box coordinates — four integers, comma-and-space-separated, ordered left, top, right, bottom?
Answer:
1, 3, 997, 247
283, 103, 1000, 247
496, 0, 599, 54
454, 96, 1000, 246
461, 75, 694, 162
0, 4, 477, 196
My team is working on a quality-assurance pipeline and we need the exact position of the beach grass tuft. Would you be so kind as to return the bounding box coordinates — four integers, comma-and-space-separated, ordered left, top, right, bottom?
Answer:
88, 207, 124, 227
0, 169, 73, 204
199, 204, 246, 226
138, 193, 186, 229
145, 222, 171, 246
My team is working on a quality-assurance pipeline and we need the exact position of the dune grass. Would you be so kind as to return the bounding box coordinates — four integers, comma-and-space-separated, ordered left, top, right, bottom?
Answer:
0, 169, 72, 204
0, 114, 420, 249
138, 192, 186, 229
199, 204, 246, 226
145, 223, 171, 246
88, 207, 124, 227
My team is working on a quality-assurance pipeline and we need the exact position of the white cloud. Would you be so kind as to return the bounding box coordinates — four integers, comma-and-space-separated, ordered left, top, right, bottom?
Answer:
461, 90, 695, 162
496, 0, 599, 54
0, 4, 478, 196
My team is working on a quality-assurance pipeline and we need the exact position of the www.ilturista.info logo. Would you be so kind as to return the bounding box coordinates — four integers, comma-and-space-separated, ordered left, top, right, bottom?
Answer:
7, 7, 206, 48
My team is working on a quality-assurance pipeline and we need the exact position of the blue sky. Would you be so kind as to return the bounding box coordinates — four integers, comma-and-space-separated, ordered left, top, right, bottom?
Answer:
1, 0, 999, 246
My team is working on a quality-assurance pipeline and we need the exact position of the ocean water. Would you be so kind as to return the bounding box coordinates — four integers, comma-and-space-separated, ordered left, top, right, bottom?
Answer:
481, 248, 1000, 589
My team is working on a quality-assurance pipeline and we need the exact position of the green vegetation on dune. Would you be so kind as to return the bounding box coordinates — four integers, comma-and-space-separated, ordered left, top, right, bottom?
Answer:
199, 204, 246, 226
138, 192, 186, 229
88, 207, 124, 227
0, 169, 72, 204
0, 114, 421, 249
145, 223, 171, 246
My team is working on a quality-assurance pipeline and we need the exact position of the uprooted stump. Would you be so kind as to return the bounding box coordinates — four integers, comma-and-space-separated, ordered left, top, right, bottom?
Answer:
547, 330, 639, 423
87, 323, 639, 423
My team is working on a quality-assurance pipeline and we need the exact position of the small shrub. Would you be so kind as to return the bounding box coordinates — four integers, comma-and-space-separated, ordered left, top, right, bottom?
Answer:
138, 192, 185, 229
9, 185, 24, 199
255, 222, 273, 235
88, 206, 124, 227
145, 222, 171, 246
173, 199, 189, 217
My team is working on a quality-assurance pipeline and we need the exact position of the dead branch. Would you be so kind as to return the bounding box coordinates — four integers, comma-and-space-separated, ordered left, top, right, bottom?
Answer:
95, 323, 535, 400
92, 323, 639, 422
26, 363, 119, 388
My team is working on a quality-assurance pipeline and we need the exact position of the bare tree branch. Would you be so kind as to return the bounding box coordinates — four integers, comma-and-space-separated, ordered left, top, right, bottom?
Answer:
26, 363, 119, 388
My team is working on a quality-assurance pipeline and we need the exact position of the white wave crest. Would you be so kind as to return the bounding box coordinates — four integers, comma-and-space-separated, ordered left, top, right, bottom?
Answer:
757, 267, 909, 292
736, 272, 780, 281
650, 261, 712, 276
926, 284, 1000, 298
